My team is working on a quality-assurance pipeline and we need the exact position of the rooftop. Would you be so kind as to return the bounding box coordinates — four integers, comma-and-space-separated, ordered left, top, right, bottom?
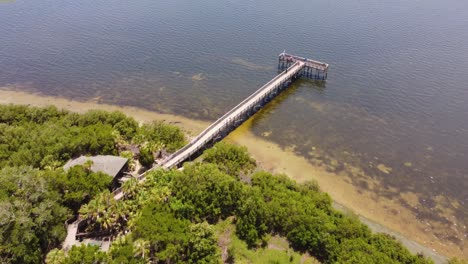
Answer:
63, 155, 128, 178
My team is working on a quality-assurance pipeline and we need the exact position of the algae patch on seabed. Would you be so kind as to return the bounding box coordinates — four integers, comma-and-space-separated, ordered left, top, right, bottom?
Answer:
377, 163, 392, 174
400, 192, 420, 209
191, 73, 205, 81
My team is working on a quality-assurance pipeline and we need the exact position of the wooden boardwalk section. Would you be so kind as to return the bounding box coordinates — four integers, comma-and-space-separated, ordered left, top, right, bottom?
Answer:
65, 53, 328, 249
163, 60, 306, 169
162, 53, 328, 169
112, 53, 328, 199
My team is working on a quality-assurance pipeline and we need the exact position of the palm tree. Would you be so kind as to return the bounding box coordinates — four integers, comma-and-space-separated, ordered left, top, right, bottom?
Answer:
45, 249, 66, 264
133, 239, 150, 261
98, 191, 117, 232
134, 189, 149, 208
127, 211, 142, 232
79, 190, 117, 232
121, 178, 139, 199
98, 190, 115, 208
149, 186, 172, 203
79, 197, 102, 221
96, 210, 112, 231
112, 200, 129, 232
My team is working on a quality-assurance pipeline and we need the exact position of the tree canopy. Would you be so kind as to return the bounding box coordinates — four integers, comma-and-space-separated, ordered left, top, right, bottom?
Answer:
0, 105, 444, 263
0, 167, 68, 264
0, 105, 186, 263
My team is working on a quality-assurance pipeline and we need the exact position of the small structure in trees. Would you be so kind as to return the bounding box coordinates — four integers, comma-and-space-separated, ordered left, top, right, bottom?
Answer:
64, 155, 128, 186
62, 156, 128, 251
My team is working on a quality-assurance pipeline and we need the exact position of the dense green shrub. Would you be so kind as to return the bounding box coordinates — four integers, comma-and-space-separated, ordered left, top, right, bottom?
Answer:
132, 204, 219, 263
63, 244, 107, 264
0, 167, 69, 264
203, 142, 256, 176
76, 110, 139, 140
134, 121, 186, 152
170, 163, 245, 223
49, 165, 113, 212
0, 106, 134, 168
235, 190, 268, 247
0, 105, 188, 263
234, 170, 432, 263
0, 104, 68, 125
186, 222, 219, 264
139, 144, 154, 167
0, 105, 186, 170
134, 203, 190, 262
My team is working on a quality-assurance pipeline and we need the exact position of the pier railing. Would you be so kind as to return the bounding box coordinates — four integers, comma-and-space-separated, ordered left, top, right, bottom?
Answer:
162, 61, 304, 169
112, 53, 328, 200
279, 52, 329, 79
63, 53, 329, 257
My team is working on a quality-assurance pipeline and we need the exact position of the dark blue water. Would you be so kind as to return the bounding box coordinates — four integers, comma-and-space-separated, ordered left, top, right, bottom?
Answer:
1, 0, 467, 249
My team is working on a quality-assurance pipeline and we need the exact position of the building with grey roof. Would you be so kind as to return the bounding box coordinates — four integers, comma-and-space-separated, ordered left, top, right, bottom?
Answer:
63, 155, 128, 179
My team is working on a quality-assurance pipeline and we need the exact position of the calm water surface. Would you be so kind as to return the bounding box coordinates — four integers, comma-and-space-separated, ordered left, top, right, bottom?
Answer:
1, 0, 467, 247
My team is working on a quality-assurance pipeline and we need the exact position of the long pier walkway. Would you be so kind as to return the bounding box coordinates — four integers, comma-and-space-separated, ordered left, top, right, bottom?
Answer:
113, 52, 328, 200
65, 53, 328, 248
113, 53, 328, 199
162, 53, 329, 169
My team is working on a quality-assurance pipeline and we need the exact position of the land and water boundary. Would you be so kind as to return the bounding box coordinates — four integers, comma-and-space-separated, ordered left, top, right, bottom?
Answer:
0, 88, 463, 262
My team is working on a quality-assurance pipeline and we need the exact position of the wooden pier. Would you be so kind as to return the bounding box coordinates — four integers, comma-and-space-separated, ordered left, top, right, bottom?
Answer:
65, 53, 329, 249
278, 52, 329, 80
162, 53, 329, 169
112, 53, 328, 199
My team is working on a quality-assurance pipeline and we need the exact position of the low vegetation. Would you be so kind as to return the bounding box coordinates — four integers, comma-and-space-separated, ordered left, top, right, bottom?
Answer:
0, 105, 186, 263
0, 105, 460, 263
51, 148, 436, 264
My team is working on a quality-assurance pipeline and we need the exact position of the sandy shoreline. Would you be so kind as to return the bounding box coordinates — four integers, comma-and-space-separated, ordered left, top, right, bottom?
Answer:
0, 89, 210, 135
0, 89, 463, 261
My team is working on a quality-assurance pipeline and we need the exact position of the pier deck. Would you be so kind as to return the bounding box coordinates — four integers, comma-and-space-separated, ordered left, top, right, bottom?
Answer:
68, 53, 328, 249
163, 60, 305, 169
111, 53, 328, 199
